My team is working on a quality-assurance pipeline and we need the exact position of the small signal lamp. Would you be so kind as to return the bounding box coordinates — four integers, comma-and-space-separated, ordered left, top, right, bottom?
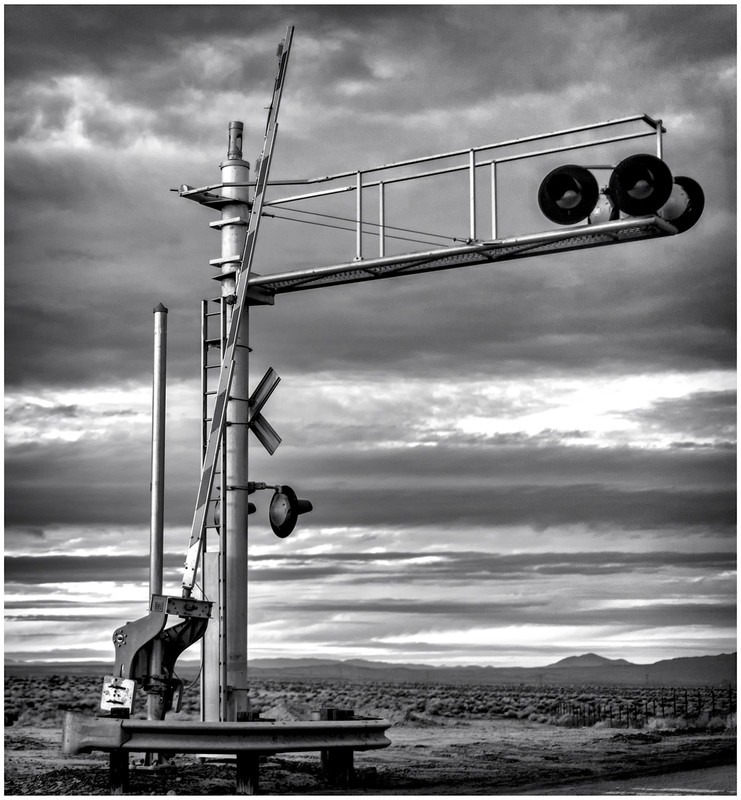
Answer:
269, 485, 313, 538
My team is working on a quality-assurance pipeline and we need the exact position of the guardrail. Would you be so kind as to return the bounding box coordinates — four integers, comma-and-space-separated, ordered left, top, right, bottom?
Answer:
62, 711, 392, 795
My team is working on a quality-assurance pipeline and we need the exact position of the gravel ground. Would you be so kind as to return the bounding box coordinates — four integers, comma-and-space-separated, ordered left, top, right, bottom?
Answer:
4, 717, 736, 795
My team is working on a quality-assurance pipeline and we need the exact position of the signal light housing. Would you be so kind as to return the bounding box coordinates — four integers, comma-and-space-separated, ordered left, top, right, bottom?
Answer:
608, 153, 673, 216
658, 176, 705, 233
269, 484, 313, 538
587, 193, 619, 226
538, 164, 599, 225
537, 154, 703, 233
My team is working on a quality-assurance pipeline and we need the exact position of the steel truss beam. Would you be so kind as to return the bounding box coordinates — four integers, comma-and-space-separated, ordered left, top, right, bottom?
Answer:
247, 215, 677, 297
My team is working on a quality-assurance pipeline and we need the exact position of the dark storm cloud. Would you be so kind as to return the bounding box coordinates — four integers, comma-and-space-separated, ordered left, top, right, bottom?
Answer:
297, 484, 735, 532
4, 5, 736, 665
5, 598, 127, 609
250, 549, 735, 582
7, 648, 112, 662
246, 225, 736, 380
270, 597, 736, 630
3, 141, 204, 387
627, 390, 737, 443
4, 613, 126, 623
627, 6, 736, 66
4, 553, 183, 584
4, 5, 736, 391
5, 6, 283, 86
8, 526, 46, 540
6, 429, 734, 529
330, 638, 738, 657
257, 549, 736, 569
6, 6, 734, 97
6, 548, 733, 587
5, 438, 152, 526
283, 428, 736, 489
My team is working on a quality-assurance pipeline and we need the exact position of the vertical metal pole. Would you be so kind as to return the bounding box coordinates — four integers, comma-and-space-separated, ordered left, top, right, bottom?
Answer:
378, 182, 385, 258
469, 149, 476, 241
490, 161, 498, 240
220, 121, 251, 722
355, 171, 363, 260
147, 303, 167, 726
149, 304, 167, 596
184, 27, 292, 720
656, 120, 663, 160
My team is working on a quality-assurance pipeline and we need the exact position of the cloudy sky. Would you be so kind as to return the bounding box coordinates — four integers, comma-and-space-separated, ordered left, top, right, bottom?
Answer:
4, 4, 736, 669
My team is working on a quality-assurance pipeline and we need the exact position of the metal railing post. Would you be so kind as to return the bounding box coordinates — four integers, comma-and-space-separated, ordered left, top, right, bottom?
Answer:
490, 161, 498, 240
379, 181, 385, 257
355, 171, 363, 259
469, 149, 476, 241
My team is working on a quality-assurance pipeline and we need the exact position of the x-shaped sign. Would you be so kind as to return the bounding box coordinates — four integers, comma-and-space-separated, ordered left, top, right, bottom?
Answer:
248, 367, 282, 455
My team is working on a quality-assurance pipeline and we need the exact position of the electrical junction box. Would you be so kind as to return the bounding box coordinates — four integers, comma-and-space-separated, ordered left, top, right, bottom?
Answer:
150, 594, 212, 619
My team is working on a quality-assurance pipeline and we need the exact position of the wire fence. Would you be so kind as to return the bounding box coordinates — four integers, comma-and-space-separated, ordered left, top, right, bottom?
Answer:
552, 686, 736, 727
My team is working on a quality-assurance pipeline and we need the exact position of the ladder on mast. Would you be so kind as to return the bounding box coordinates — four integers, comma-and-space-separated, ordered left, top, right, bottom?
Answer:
198, 297, 228, 714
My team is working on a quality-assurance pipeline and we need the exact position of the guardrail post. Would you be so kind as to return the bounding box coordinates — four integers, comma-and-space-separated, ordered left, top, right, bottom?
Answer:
236, 752, 260, 795
320, 707, 355, 787
109, 751, 129, 795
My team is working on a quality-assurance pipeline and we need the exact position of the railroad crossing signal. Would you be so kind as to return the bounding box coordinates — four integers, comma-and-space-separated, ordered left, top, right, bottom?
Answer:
171, 26, 705, 727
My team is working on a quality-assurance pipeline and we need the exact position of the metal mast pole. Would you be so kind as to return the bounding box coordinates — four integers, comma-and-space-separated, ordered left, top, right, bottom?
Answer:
219, 123, 251, 721
147, 303, 167, 723
181, 25, 293, 722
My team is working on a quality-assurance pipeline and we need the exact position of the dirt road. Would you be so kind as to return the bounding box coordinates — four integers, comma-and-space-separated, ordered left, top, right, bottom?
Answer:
531, 764, 736, 795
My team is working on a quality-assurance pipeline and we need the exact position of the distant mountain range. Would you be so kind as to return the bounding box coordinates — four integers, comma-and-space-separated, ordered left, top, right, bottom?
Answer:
548, 652, 633, 668
7, 652, 736, 687
243, 652, 736, 687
